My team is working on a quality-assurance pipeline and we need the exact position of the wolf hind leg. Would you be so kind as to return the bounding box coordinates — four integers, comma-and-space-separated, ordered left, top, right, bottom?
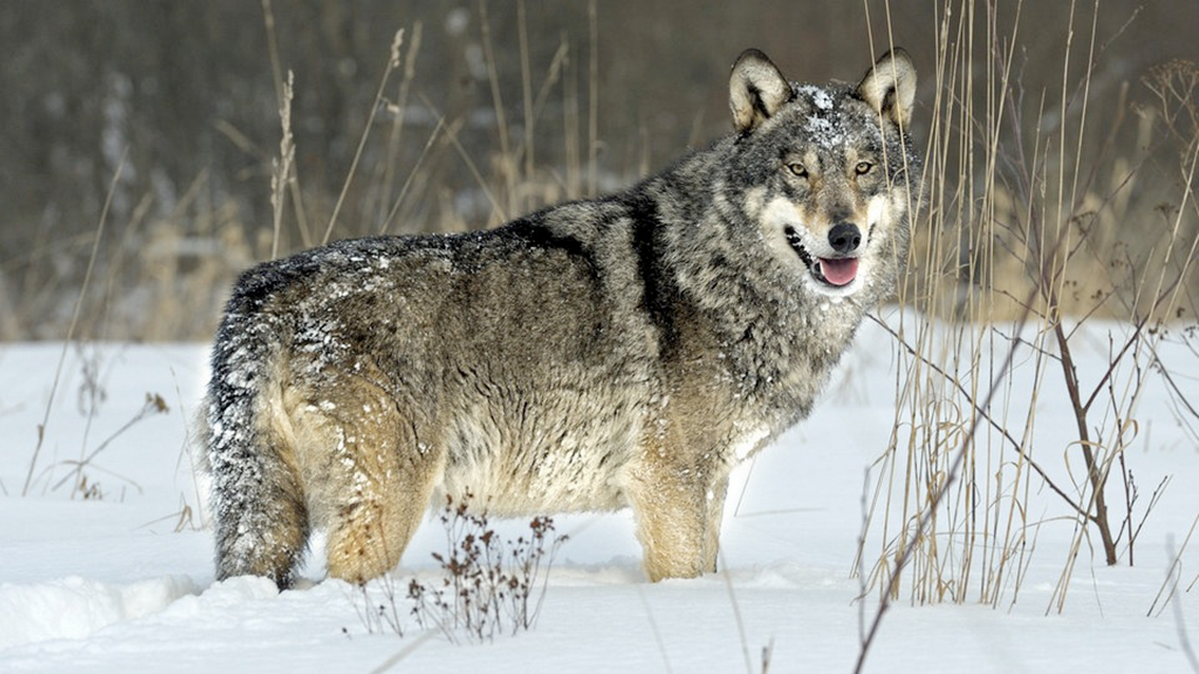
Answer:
324, 430, 440, 584
291, 377, 442, 585
325, 474, 433, 585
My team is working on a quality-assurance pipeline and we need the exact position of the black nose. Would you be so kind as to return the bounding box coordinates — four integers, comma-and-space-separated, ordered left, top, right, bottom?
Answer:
828, 222, 862, 254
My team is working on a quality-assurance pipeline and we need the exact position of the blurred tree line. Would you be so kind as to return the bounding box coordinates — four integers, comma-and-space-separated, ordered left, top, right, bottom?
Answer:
0, 1, 1195, 339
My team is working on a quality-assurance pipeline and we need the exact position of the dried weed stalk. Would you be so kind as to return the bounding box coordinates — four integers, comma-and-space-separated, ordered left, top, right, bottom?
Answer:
355, 493, 566, 644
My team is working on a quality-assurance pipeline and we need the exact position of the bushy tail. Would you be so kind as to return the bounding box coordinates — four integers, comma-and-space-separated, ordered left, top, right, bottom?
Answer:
205, 266, 309, 589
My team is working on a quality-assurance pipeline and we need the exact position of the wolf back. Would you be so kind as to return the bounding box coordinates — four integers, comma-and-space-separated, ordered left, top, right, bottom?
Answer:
204, 48, 920, 588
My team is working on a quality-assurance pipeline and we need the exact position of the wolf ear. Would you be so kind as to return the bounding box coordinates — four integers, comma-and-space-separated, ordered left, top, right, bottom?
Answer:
857, 48, 917, 127
729, 49, 792, 134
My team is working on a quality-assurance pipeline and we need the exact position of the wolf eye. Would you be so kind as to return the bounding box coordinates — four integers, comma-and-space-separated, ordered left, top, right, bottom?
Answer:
786, 162, 808, 178
855, 161, 873, 175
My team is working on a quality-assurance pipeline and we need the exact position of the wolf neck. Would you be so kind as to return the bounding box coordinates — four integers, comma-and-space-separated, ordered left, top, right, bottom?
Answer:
627, 143, 869, 426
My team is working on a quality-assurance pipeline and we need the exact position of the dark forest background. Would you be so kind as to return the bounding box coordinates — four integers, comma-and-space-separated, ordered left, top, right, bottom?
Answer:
2, 1, 1196, 339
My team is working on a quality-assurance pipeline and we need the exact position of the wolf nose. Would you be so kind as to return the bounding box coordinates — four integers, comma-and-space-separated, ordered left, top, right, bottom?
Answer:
828, 222, 862, 254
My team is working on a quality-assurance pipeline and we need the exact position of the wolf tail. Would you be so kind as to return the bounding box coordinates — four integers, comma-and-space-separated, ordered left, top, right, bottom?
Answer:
204, 264, 308, 589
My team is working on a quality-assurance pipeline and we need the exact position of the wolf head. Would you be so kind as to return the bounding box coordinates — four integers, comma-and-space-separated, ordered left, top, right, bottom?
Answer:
724, 48, 919, 301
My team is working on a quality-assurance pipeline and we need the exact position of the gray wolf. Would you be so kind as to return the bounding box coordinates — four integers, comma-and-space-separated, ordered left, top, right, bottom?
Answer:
204, 48, 919, 588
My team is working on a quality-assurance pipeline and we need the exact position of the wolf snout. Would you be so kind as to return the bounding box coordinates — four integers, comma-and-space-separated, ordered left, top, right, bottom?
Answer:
828, 222, 862, 254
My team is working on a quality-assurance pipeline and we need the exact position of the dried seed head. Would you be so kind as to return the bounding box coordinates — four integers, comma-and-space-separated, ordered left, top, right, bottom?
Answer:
388, 29, 405, 70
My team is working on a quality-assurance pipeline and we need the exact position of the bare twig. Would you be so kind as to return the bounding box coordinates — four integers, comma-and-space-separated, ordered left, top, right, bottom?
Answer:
418, 95, 507, 223
1148, 515, 1199, 618
367, 629, 438, 674
376, 21, 422, 229
379, 116, 447, 236
1163, 536, 1199, 674
53, 393, 168, 494
269, 70, 295, 260
855, 286, 1039, 673
718, 552, 756, 674
261, 0, 310, 248
635, 586, 675, 674
22, 150, 126, 497
477, 0, 514, 219
586, 0, 598, 197
868, 314, 1087, 517
323, 29, 405, 245
1050, 311, 1119, 565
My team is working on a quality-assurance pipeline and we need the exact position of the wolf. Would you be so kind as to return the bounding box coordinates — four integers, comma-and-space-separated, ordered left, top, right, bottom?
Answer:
203, 48, 919, 588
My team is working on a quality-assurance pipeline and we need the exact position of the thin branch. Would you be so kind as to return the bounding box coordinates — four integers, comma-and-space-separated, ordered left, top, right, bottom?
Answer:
868, 314, 1088, 518
22, 150, 126, 497
323, 30, 405, 245
855, 288, 1037, 674
719, 553, 756, 674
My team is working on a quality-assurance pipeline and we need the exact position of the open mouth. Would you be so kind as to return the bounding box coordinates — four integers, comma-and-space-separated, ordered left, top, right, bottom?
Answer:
784, 226, 860, 287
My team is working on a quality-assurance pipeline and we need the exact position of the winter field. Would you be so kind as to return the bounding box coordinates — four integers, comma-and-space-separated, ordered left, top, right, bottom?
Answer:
1, 315, 1197, 673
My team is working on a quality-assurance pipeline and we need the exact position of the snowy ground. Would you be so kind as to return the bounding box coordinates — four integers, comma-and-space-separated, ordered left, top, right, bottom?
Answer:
1, 319, 1197, 673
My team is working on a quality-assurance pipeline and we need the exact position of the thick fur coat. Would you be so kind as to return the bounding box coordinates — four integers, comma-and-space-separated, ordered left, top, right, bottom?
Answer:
204, 48, 921, 587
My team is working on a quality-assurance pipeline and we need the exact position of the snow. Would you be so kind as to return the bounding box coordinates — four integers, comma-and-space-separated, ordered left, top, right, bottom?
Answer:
796, 84, 848, 149
804, 115, 843, 149
1, 320, 1197, 672
798, 84, 833, 111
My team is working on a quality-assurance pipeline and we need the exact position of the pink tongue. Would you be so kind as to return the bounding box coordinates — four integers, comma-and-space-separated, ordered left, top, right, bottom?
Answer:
819, 258, 859, 286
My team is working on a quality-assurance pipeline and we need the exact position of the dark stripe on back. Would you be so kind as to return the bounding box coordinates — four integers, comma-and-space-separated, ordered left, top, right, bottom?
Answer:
626, 192, 682, 361
500, 217, 600, 279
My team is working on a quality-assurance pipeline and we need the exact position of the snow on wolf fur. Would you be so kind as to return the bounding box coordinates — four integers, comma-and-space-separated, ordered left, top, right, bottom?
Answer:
203, 48, 920, 588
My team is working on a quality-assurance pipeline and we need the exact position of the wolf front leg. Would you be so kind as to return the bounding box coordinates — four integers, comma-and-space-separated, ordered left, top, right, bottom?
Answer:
626, 442, 729, 581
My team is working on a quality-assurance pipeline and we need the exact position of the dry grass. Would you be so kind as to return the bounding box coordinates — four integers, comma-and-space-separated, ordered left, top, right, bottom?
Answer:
2, 1, 596, 343
352, 493, 566, 643
852, 3, 1198, 668
854, 0, 1199, 639
8, 3, 1194, 345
